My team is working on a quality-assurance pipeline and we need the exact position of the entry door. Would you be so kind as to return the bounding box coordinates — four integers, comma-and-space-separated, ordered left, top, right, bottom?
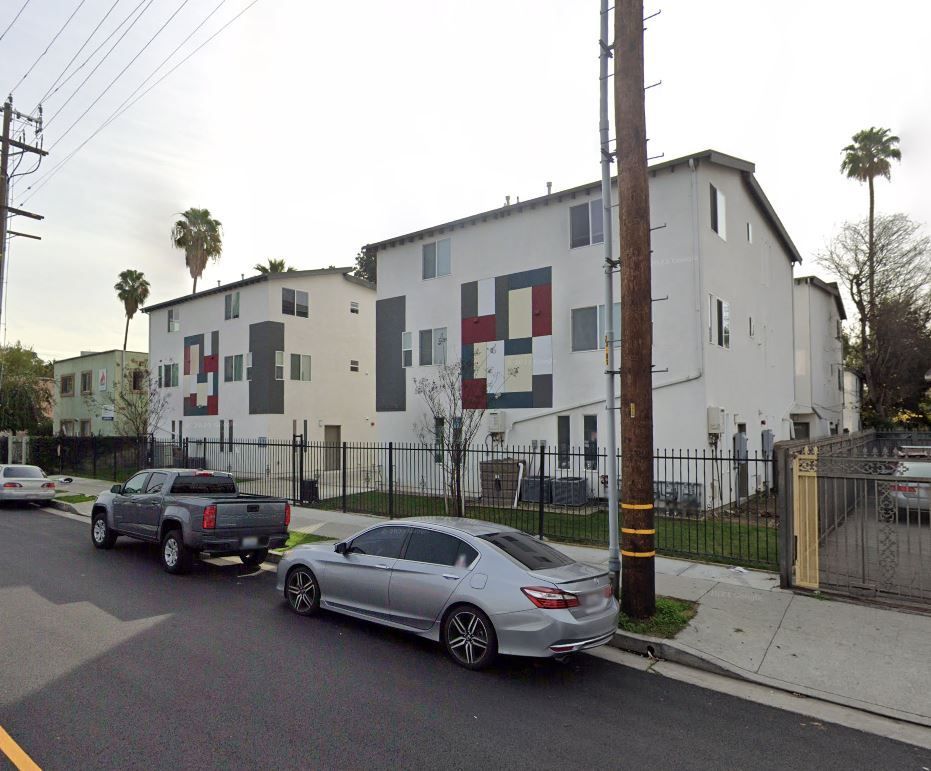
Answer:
324, 425, 341, 472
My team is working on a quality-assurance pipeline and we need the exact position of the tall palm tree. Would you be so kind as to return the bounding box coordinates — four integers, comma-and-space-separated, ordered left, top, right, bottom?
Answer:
254, 258, 295, 274
171, 208, 223, 293
840, 127, 901, 322
114, 269, 150, 354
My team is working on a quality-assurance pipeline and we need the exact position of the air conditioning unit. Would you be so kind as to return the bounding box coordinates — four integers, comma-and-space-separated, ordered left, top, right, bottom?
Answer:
707, 406, 725, 435
487, 410, 506, 433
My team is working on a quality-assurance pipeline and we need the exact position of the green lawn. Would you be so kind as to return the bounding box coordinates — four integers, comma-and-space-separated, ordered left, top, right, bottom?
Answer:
55, 493, 97, 504
279, 532, 333, 551
618, 596, 697, 639
317, 491, 778, 569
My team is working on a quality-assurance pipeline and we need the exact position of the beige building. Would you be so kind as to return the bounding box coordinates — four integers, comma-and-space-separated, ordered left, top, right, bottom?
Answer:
53, 350, 148, 436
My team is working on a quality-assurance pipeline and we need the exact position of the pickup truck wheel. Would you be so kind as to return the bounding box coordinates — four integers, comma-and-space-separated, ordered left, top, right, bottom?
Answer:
161, 529, 193, 575
285, 566, 320, 616
91, 512, 117, 549
240, 548, 269, 567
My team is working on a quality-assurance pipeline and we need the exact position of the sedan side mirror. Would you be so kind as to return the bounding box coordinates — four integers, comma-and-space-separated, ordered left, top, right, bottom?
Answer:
110, 484, 123, 494
335, 542, 348, 555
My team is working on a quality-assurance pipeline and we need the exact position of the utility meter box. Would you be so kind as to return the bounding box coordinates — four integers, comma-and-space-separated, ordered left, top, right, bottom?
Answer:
487, 410, 506, 433
707, 406, 725, 435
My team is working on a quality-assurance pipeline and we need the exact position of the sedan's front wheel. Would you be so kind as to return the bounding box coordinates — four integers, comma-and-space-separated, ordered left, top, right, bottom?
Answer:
443, 605, 497, 670
286, 566, 320, 616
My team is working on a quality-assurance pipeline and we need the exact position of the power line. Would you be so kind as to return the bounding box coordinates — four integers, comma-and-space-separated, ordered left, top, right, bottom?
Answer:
21, 0, 261, 203
32, 0, 124, 114
7, 0, 89, 96
47, 0, 194, 151
0, 0, 31, 47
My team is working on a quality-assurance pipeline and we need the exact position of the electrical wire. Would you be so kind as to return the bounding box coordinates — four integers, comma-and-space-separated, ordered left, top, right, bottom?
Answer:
7, 0, 89, 96
20, 0, 261, 204
31, 0, 124, 114
0, 0, 31, 47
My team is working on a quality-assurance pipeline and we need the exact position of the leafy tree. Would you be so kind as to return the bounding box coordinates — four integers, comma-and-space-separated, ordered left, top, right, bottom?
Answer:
171, 208, 223, 293
354, 247, 376, 284
254, 258, 294, 274
0, 343, 53, 433
114, 269, 150, 354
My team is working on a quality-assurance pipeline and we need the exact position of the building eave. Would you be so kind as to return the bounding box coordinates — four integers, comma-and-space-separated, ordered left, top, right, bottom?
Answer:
794, 275, 847, 319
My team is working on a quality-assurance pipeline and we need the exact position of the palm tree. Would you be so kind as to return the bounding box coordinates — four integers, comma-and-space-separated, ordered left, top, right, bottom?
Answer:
171, 208, 223, 293
840, 127, 901, 322
254, 258, 295, 274
114, 269, 150, 354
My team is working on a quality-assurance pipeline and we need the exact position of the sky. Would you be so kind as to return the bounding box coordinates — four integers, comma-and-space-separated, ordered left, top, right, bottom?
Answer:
2, 0, 929, 361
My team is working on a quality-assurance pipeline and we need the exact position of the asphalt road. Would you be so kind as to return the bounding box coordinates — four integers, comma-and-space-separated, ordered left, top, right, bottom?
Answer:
1, 506, 928, 771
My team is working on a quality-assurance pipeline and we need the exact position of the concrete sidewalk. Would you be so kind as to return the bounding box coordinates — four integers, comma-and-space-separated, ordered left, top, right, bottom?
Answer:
42, 479, 931, 727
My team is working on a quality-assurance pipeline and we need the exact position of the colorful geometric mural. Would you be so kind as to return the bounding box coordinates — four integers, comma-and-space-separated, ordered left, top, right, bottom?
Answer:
461, 267, 552, 409
183, 331, 219, 416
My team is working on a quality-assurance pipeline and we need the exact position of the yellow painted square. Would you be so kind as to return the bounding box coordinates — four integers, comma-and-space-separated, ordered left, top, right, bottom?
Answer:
508, 287, 532, 339
504, 353, 533, 392
473, 342, 487, 379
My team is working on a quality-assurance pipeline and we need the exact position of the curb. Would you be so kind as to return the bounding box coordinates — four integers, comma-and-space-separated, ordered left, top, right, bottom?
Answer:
609, 630, 931, 729
47, 499, 88, 518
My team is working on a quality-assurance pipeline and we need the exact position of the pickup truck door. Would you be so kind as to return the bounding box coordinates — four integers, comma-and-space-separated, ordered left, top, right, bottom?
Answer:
113, 472, 150, 534
134, 471, 169, 540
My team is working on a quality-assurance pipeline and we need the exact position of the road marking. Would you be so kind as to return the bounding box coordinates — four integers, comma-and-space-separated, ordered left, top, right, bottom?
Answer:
0, 724, 41, 770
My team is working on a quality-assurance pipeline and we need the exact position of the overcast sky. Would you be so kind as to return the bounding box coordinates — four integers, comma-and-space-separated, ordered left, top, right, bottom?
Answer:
3, 0, 929, 361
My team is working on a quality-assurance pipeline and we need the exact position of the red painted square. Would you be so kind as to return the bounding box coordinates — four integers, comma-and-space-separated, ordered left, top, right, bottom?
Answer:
204, 354, 218, 374
461, 315, 497, 345
207, 395, 219, 415
462, 378, 487, 409
183, 346, 191, 376
532, 283, 552, 336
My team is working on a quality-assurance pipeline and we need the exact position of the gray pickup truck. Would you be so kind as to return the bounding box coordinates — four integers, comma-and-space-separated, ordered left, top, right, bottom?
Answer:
90, 468, 290, 574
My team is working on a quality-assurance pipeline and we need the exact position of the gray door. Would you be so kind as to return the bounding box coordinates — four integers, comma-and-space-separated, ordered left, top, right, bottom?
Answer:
389, 528, 478, 630
324, 425, 341, 472
113, 472, 150, 533
134, 471, 168, 540
324, 526, 410, 619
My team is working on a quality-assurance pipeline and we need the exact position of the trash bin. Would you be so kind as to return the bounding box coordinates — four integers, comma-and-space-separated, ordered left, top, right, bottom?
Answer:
300, 479, 320, 504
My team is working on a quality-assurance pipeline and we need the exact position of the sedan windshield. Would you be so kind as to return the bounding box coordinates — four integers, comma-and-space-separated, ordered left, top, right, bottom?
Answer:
479, 531, 574, 571
3, 466, 45, 479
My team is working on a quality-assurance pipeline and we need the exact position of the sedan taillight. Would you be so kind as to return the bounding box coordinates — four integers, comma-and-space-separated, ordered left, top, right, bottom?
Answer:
285, 503, 291, 527
203, 504, 217, 529
521, 586, 580, 609
892, 484, 918, 493
3, 482, 22, 488
42, 482, 56, 489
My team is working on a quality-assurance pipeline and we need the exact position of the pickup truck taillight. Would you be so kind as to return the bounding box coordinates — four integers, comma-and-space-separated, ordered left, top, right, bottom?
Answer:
203, 504, 217, 529
285, 503, 291, 527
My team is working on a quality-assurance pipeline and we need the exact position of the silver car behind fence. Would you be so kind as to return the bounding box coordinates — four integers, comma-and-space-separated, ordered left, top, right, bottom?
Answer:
276, 516, 619, 670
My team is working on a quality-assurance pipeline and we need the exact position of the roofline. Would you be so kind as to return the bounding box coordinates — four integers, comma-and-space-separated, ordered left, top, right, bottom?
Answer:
362, 149, 801, 266
53, 350, 148, 365
794, 275, 847, 319
142, 267, 366, 313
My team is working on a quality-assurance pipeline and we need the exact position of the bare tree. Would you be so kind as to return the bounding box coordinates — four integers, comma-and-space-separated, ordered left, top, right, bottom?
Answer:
84, 365, 171, 437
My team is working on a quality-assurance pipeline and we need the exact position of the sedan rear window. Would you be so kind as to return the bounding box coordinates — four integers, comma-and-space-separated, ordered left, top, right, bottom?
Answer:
3, 466, 44, 478
170, 475, 237, 494
479, 532, 574, 571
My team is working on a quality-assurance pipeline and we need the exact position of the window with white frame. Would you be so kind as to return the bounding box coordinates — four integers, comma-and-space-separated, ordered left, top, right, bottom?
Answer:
710, 184, 726, 240
708, 294, 730, 348
224, 354, 244, 382
167, 308, 180, 332
571, 306, 599, 351
290, 354, 311, 381
246, 352, 253, 381
224, 291, 240, 320
350, 301, 359, 314
158, 363, 179, 388
275, 351, 284, 380
418, 327, 447, 366
597, 302, 621, 348
746, 221, 753, 243
422, 238, 451, 280
350, 359, 360, 372
569, 199, 604, 248
282, 288, 309, 317
401, 332, 413, 367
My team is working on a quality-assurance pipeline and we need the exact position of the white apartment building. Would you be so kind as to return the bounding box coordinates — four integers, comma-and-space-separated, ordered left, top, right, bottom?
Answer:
143, 267, 376, 445
792, 276, 846, 439
368, 150, 802, 472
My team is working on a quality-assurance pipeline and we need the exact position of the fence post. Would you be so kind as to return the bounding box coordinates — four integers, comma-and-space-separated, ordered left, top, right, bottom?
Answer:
298, 434, 304, 504
388, 442, 394, 519
341, 441, 348, 513
538, 443, 546, 540
775, 444, 794, 589
91, 434, 97, 478
183, 437, 189, 468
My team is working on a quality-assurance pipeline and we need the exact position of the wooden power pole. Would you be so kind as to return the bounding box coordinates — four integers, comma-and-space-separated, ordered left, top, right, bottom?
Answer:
615, 0, 655, 618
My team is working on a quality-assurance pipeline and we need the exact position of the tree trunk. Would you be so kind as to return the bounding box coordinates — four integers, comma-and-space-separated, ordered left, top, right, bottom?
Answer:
122, 315, 130, 354
864, 176, 876, 422
192, 275, 198, 294
867, 175, 875, 325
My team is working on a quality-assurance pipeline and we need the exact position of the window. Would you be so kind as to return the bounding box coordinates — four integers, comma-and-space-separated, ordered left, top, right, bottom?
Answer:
350, 359, 359, 372
281, 288, 308, 317
418, 327, 447, 366
402, 528, 478, 568
123, 472, 149, 495
145, 472, 168, 494
168, 308, 180, 332
224, 291, 240, 320
710, 184, 726, 239
80, 370, 92, 394
79, 419, 92, 437
219, 419, 225, 446
793, 421, 810, 441
749, 317, 755, 338
159, 363, 179, 388
434, 417, 444, 463
60, 374, 74, 397
3, 466, 44, 478
584, 414, 598, 470
348, 526, 411, 558
422, 238, 451, 279
228, 420, 233, 452
170, 474, 237, 494
296, 290, 308, 317
836, 319, 843, 340
289, 354, 311, 381
131, 370, 145, 391
301, 355, 311, 381
246, 352, 253, 381
838, 368, 843, 391
598, 302, 621, 347
569, 199, 604, 248
60, 420, 75, 435
275, 351, 284, 380
557, 415, 570, 469
571, 306, 599, 351
479, 531, 574, 570
708, 294, 730, 349
282, 288, 294, 315
350, 301, 359, 315
401, 332, 413, 367
746, 222, 753, 243
224, 354, 244, 382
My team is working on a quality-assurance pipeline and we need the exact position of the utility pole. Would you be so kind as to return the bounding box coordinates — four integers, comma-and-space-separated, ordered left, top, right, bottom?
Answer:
615, 0, 655, 618
599, 0, 620, 598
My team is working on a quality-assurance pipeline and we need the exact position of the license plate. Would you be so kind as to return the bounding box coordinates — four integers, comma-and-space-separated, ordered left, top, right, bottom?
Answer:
242, 536, 258, 548
582, 591, 601, 608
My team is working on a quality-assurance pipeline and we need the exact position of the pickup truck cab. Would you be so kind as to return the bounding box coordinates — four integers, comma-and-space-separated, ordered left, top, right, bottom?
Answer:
91, 469, 290, 574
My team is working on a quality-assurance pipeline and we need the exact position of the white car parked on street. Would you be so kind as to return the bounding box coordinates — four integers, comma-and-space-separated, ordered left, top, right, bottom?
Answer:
0, 465, 56, 503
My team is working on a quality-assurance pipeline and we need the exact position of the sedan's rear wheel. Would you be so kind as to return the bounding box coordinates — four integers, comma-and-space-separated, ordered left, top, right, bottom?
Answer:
443, 605, 497, 670
286, 566, 319, 616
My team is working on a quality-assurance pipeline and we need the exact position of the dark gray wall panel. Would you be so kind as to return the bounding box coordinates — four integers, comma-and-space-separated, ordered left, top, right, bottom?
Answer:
495, 276, 509, 340
249, 321, 285, 415
533, 374, 553, 408
461, 281, 478, 319
376, 295, 406, 412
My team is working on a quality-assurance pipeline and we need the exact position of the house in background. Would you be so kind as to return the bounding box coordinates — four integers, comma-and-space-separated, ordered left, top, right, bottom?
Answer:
143, 267, 376, 454
791, 276, 846, 439
368, 150, 803, 500
842, 367, 862, 433
52, 350, 149, 436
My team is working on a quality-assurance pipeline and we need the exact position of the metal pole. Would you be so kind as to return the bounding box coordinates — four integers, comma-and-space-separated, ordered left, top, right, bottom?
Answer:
537, 443, 546, 540
600, 0, 621, 598
388, 442, 394, 519
0, 100, 11, 329
341, 441, 348, 512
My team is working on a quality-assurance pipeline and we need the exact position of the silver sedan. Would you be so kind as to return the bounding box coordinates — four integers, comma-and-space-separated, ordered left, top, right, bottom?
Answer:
0, 464, 56, 503
276, 516, 619, 669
